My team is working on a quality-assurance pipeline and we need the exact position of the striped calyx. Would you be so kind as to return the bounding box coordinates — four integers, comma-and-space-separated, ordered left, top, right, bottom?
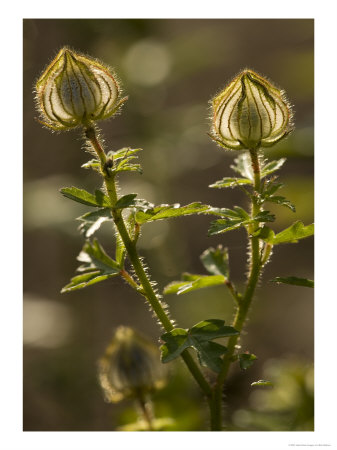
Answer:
211, 70, 292, 150
98, 327, 166, 403
35, 47, 126, 131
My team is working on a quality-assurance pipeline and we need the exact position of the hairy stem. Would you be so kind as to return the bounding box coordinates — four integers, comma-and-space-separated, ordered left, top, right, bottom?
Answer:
85, 126, 212, 400
210, 148, 262, 431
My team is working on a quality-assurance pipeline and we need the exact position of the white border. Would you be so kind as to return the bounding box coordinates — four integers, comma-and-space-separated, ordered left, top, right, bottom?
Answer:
2, 1, 337, 449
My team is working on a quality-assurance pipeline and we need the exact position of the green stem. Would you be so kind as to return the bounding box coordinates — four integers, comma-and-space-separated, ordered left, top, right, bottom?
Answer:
85, 126, 212, 401
210, 148, 262, 431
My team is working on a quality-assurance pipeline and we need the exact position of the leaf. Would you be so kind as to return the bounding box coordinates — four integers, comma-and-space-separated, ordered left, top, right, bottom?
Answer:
254, 222, 314, 245
208, 207, 275, 236
270, 276, 314, 288
160, 319, 239, 372
77, 208, 112, 237
231, 153, 254, 180
195, 341, 228, 373
135, 203, 210, 224
272, 221, 314, 244
252, 225, 275, 243
163, 274, 227, 295
209, 177, 252, 189
253, 211, 275, 223
251, 380, 274, 388
110, 147, 142, 161
239, 353, 257, 370
200, 246, 229, 278
114, 193, 138, 209
189, 319, 239, 341
264, 195, 296, 212
61, 239, 120, 293
60, 187, 112, 207
81, 158, 100, 171
260, 158, 286, 178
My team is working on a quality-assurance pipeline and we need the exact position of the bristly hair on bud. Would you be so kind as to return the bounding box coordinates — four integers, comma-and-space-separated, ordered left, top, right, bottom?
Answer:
35, 46, 128, 131
210, 69, 293, 151
98, 326, 166, 403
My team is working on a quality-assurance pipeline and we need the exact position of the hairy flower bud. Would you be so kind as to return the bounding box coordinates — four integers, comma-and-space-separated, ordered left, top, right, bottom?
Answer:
35, 47, 127, 131
98, 326, 166, 403
210, 69, 293, 150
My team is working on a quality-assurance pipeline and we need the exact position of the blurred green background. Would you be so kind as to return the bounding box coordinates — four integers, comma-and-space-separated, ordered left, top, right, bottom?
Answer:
23, 19, 314, 431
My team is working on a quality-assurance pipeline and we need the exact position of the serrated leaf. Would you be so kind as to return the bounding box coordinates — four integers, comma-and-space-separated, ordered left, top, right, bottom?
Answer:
253, 211, 275, 223
110, 147, 142, 161
231, 153, 254, 180
209, 177, 253, 189
61, 272, 115, 292
208, 218, 244, 235
264, 195, 296, 212
272, 221, 314, 244
135, 202, 210, 224
200, 246, 229, 278
61, 239, 120, 293
260, 158, 286, 178
160, 328, 189, 363
81, 158, 100, 171
189, 319, 239, 341
270, 276, 314, 288
239, 353, 257, 370
251, 380, 274, 387
163, 274, 226, 295
253, 226, 275, 243
114, 193, 138, 209
77, 208, 112, 237
196, 341, 228, 373
254, 222, 314, 245
60, 187, 112, 207
160, 319, 239, 372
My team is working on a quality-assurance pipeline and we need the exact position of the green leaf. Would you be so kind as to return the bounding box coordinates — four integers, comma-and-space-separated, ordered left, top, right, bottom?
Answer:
264, 195, 296, 212
189, 319, 239, 341
81, 158, 100, 171
195, 341, 228, 373
251, 380, 274, 387
135, 202, 210, 224
77, 208, 112, 237
260, 158, 286, 178
61, 272, 115, 292
253, 211, 275, 223
110, 147, 142, 161
200, 246, 229, 278
239, 353, 257, 370
252, 226, 275, 243
60, 187, 112, 207
272, 221, 314, 244
209, 177, 252, 189
163, 274, 227, 295
114, 193, 138, 209
61, 239, 120, 293
160, 319, 239, 372
231, 153, 254, 180
255, 222, 314, 245
208, 218, 244, 235
160, 328, 190, 363
270, 276, 314, 288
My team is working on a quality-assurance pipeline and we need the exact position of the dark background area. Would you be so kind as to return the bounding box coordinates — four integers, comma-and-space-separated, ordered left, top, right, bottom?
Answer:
23, 19, 314, 431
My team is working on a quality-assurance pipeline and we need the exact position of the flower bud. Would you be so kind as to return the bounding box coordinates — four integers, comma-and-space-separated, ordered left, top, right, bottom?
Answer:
210, 69, 293, 150
98, 326, 166, 403
35, 47, 126, 131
